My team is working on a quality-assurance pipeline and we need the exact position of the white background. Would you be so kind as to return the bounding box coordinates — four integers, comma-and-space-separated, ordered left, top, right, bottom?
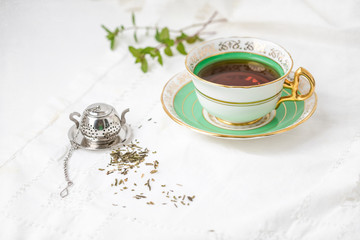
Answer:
1, 0, 360, 239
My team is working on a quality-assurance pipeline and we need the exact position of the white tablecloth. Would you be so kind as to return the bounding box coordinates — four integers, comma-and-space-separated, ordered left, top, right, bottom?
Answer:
1, 0, 360, 239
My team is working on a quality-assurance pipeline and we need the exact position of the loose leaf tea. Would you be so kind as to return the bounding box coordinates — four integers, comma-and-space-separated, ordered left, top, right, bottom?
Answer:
100, 141, 195, 208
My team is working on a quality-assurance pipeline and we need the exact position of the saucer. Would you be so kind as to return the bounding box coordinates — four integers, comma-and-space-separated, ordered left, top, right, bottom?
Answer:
161, 71, 317, 139
68, 124, 132, 150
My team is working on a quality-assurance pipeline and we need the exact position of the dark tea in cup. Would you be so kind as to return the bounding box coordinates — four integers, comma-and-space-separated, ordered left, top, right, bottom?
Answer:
194, 52, 283, 87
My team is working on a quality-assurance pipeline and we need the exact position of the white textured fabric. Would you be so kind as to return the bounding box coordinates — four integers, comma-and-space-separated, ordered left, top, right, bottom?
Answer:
1, 0, 360, 239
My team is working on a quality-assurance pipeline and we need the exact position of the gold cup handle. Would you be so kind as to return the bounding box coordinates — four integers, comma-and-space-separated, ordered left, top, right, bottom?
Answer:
276, 67, 315, 108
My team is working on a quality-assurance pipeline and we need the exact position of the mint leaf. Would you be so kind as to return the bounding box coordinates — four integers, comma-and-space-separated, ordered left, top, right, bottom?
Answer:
157, 51, 163, 65
186, 36, 197, 44
155, 28, 161, 42
176, 42, 187, 55
129, 46, 141, 58
132, 12, 136, 25
159, 27, 170, 41
133, 31, 138, 43
141, 58, 148, 73
164, 46, 173, 56
164, 39, 175, 47
101, 25, 112, 34
186, 35, 203, 44
101, 25, 120, 50
143, 47, 157, 58
176, 32, 188, 41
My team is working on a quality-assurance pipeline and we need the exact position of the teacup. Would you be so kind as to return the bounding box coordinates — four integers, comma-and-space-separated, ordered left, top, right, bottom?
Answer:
185, 37, 315, 124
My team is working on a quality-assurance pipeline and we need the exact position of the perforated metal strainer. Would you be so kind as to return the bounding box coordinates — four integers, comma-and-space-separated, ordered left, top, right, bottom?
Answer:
60, 103, 131, 198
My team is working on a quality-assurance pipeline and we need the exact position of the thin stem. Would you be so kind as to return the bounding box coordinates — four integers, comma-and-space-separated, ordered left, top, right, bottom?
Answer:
124, 26, 181, 33
124, 26, 216, 35
153, 11, 223, 51
194, 11, 219, 36
180, 19, 227, 31
119, 12, 227, 34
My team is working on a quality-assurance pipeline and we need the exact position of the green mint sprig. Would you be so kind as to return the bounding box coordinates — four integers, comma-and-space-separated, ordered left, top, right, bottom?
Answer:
102, 12, 226, 73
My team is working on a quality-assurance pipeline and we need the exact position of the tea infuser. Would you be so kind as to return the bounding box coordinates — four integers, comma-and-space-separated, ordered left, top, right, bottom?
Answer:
60, 103, 131, 198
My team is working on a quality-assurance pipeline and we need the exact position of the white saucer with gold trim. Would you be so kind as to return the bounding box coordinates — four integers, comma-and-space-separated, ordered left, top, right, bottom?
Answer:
161, 71, 317, 139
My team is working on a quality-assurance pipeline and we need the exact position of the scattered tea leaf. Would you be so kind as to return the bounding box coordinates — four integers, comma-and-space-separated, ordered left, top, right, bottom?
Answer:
154, 160, 159, 169
102, 141, 196, 208
134, 195, 147, 199
145, 178, 151, 191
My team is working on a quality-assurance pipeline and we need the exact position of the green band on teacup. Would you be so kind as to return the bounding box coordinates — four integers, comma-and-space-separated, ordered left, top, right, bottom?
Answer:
194, 52, 284, 76
194, 87, 282, 107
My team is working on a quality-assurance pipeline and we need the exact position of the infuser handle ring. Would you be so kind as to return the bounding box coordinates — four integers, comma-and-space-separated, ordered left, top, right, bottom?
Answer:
69, 112, 81, 129
120, 108, 130, 126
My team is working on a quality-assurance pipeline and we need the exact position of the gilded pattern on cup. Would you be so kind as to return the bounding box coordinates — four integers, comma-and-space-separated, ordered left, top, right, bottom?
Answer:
187, 38, 292, 74
218, 40, 241, 51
